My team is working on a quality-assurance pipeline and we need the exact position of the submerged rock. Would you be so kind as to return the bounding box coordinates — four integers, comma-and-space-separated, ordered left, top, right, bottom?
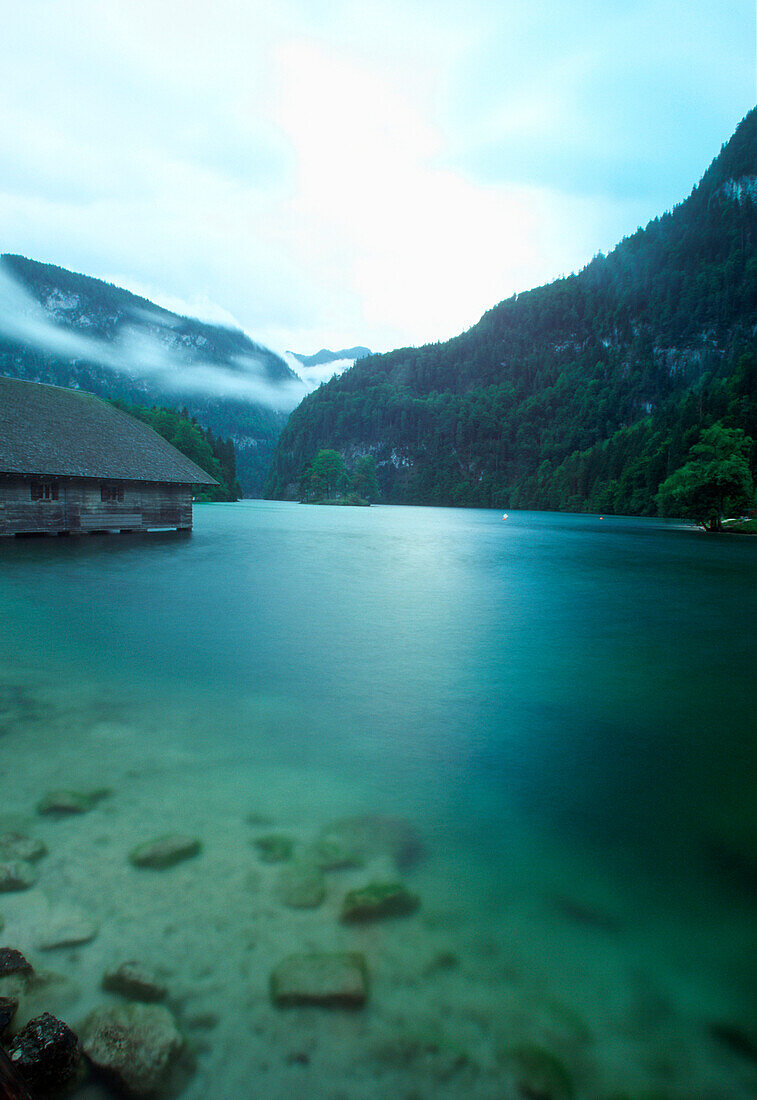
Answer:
709, 1021, 757, 1064
276, 862, 326, 908
0, 994, 18, 1034
341, 882, 419, 923
0, 861, 36, 892
103, 962, 167, 1003
319, 815, 423, 869
0, 949, 33, 977
129, 835, 201, 869
422, 949, 459, 976
548, 893, 618, 932
0, 834, 47, 863
7, 1012, 81, 1094
38, 914, 98, 950
504, 1044, 574, 1100
305, 835, 364, 871
253, 835, 293, 863
270, 952, 368, 1008
37, 789, 110, 816
81, 1003, 184, 1097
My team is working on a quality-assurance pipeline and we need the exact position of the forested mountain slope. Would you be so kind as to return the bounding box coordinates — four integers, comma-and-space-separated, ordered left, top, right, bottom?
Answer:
266, 109, 757, 513
0, 255, 302, 494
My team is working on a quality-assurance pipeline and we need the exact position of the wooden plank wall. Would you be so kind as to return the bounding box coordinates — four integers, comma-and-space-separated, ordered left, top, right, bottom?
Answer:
0, 477, 193, 536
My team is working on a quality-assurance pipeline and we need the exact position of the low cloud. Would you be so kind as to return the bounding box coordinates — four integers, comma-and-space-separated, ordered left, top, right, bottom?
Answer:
283, 351, 355, 390
0, 264, 308, 411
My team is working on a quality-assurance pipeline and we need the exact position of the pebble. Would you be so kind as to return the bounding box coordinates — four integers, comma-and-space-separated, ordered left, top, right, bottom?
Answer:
38, 915, 99, 950
0, 949, 33, 977
103, 962, 167, 1003
129, 834, 201, 869
0, 861, 36, 892
36, 789, 110, 816
0, 834, 47, 863
270, 952, 368, 1008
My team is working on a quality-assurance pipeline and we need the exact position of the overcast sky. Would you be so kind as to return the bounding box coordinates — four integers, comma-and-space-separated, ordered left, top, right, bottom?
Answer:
1, 0, 754, 360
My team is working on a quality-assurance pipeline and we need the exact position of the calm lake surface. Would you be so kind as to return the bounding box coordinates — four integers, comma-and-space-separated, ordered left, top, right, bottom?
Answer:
1, 502, 755, 1098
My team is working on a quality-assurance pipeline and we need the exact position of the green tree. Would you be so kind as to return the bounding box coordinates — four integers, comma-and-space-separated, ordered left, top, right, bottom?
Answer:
656, 422, 754, 530
310, 449, 348, 499
350, 454, 380, 501
298, 460, 314, 502
112, 400, 241, 501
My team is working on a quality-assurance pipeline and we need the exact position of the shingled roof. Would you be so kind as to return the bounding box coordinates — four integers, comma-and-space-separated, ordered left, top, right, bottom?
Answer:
0, 377, 217, 484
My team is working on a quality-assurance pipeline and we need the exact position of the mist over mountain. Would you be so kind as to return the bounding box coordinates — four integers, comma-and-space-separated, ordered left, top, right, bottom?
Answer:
266, 109, 757, 514
289, 347, 372, 368
0, 255, 305, 494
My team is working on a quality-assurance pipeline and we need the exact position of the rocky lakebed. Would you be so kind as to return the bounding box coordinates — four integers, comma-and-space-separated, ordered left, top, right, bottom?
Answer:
1, 675, 756, 1100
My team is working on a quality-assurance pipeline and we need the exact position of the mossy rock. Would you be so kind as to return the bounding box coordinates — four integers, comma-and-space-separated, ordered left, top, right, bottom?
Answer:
37, 789, 111, 816
305, 835, 364, 871
341, 882, 419, 923
129, 835, 201, 869
506, 1044, 574, 1100
253, 835, 293, 863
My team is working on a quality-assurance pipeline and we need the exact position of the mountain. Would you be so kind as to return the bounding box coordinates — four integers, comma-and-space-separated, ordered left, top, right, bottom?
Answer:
266, 109, 757, 514
0, 255, 303, 495
289, 347, 372, 368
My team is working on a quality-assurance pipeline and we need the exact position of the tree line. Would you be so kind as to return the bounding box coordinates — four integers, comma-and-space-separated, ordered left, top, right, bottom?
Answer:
265, 110, 757, 523
113, 401, 242, 501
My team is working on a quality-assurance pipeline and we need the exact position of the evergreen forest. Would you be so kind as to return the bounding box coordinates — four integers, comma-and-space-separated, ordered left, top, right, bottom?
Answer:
266, 110, 757, 521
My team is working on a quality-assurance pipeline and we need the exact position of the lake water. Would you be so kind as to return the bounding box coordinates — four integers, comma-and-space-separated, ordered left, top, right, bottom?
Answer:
1, 501, 755, 1098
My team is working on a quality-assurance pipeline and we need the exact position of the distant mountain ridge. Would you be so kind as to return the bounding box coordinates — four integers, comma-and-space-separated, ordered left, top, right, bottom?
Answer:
0, 254, 302, 494
288, 346, 371, 368
267, 109, 757, 514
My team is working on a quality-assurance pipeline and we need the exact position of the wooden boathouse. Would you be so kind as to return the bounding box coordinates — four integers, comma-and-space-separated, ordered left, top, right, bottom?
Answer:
0, 377, 217, 536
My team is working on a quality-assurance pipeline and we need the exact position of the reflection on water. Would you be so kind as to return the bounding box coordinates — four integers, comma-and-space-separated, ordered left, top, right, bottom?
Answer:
1, 502, 755, 1098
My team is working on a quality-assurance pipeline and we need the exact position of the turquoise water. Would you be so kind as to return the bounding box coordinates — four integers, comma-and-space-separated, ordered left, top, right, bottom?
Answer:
1, 502, 755, 1098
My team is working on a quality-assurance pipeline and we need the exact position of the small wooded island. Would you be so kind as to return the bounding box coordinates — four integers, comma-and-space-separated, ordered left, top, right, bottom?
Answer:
0, 378, 217, 536
299, 449, 379, 506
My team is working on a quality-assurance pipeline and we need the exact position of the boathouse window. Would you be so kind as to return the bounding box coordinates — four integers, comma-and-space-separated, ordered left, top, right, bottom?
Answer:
30, 481, 58, 501
101, 484, 124, 503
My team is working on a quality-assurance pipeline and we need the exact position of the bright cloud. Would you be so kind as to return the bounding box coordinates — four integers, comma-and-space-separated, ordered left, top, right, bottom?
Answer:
0, 0, 752, 358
